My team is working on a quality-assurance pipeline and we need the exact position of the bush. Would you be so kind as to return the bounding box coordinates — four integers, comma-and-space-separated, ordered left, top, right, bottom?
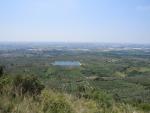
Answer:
83, 89, 114, 108
139, 103, 150, 111
40, 90, 74, 113
0, 66, 4, 77
13, 75, 44, 95
0, 77, 10, 94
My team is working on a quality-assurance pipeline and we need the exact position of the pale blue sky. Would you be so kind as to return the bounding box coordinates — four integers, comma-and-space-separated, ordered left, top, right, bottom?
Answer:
0, 0, 150, 43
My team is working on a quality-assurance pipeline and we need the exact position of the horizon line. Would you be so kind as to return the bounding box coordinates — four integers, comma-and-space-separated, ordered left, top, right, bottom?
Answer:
0, 41, 150, 45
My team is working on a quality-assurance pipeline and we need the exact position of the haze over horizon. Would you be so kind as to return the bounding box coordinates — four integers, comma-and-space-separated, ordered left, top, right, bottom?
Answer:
0, 0, 150, 44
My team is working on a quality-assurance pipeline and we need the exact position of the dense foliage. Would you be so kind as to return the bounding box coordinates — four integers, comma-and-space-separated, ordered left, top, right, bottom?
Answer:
0, 66, 4, 77
13, 75, 44, 95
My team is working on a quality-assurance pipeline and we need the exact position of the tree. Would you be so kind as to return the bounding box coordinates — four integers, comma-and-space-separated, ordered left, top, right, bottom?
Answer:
13, 75, 45, 95
0, 66, 4, 77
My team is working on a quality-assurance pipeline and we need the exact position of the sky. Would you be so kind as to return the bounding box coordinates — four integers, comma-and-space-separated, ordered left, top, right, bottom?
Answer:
0, 0, 150, 43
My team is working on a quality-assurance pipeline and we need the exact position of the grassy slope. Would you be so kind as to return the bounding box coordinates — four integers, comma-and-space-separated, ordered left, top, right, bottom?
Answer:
0, 75, 148, 113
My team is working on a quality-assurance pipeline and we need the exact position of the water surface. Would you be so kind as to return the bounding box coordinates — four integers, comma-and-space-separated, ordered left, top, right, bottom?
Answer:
52, 61, 81, 66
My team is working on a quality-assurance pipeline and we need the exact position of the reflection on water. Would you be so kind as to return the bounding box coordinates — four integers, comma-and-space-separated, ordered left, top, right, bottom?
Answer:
52, 61, 81, 66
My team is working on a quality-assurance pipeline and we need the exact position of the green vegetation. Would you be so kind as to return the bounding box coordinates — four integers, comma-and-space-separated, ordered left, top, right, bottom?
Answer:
13, 75, 44, 95
0, 48, 150, 113
0, 66, 4, 77
0, 75, 146, 113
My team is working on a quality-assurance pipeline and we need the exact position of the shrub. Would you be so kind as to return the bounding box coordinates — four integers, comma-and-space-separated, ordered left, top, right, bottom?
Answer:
0, 66, 4, 77
83, 89, 114, 108
40, 90, 74, 113
139, 103, 150, 111
13, 75, 44, 95
0, 77, 10, 94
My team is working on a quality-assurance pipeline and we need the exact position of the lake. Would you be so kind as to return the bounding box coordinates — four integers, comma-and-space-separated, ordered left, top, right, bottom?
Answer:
52, 61, 81, 67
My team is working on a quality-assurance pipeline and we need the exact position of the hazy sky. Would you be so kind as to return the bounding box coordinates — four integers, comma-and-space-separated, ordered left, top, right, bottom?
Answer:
0, 0, 150, 43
